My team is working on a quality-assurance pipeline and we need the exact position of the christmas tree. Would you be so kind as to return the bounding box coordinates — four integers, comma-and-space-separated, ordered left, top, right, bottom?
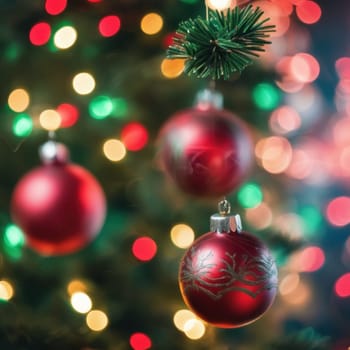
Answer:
0, 0, 349, 349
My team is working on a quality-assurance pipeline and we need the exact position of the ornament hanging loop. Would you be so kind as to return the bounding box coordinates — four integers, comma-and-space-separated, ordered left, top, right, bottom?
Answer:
210, 199, 242, 234
218, 199, 231, 215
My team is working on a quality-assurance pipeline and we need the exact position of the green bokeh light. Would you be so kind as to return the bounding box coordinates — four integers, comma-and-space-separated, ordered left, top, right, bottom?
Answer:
89, 95, 114, 119
113, 97, 129, 118
237, 183, 263, 208
252, 83, 281, 110
3, 224, 26, 260
12, 113, 33, 137
299, 205, 323, 238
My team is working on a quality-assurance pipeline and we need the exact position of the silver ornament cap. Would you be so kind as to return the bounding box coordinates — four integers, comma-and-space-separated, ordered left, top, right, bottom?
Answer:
39, 140, 70, 165
210, 199, 242, 234
195, 88, 223, 110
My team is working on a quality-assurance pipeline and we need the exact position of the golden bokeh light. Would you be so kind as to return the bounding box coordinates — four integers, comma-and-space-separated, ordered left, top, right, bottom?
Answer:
173, 309, 197, 331
161, 58, 185, 79
140, 13, 163, 35
103, 139, 127, 162
8, 88, 30, 112
70, 292, 92, 314
39, 109, 61, 131
279, 273, 300, 296
183, 319, 206, 340
67, 279, 88, 296
86, 310, 109, 331
72, 72, 96, 95
0, 280, 14, 301
54, 26, 77, 49
170, 224, 195, 249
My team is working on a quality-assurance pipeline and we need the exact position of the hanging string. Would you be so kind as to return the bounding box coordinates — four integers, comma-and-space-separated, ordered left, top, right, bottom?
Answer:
0, 136, 27, 153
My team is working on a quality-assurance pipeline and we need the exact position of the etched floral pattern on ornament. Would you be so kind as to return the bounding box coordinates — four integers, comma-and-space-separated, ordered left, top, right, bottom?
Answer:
181, 247, 278, 300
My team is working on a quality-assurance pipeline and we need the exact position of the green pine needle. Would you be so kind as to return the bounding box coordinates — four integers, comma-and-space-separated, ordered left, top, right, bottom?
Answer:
167, 5, 275, 80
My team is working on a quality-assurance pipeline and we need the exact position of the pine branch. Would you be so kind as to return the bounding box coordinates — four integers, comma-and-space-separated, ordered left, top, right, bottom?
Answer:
167, 5, 275, 80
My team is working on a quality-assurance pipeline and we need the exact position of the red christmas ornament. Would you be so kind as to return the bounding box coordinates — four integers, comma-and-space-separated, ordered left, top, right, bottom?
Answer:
158, 90, 253, 197
179, 201, 278, 328
11, 141, 106, 256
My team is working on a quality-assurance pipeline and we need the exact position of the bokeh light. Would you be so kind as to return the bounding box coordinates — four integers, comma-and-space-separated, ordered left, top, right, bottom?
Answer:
3, 224, 25, 249
8, 88, 30, 112
140, 13, 163, 35
2, 224, 25, 260
252, 83, 281, 110
0, 280, 14, 301
72, 72, 96, 95
103, 139, 127, 162
67, 280, 87, 295
132, 237, 157, 262
120, 122, 149, 151
45, 0, 67, 15
183, 319, 206, 340
170, 224, 195, 249
161, 58, 185, 79
237, 183, 263, 209
113, 97, 129, 118
296, 246, 325, 272
89, 95, 114, 119
269, 106, 301, 134
29, 22, 51, 46
86, 310, 108, 331
326, 196, 350, 227
296, 0, 322, 25
54, 26, 77, 49
173, 309, 197, 331
281, 279, 311, 306
57, 103, 79, 127
70, 292, 92, 313
130, 332, 152, 350
98, 15, 121, 37
255, 136, 293, 174
290, 53, 320, 83
335, 273, 350, 298
335, 57, 350, 79
205, 0, 234, 11
298, 205, 323, 238
12, 113, 33, 137
39, 109, 61, 131
279, 273, 300, 296
245, 202, 273, 230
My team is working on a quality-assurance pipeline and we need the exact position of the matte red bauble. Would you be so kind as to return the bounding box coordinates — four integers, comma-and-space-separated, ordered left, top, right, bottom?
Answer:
179, 209, 278, 328
158, 104, 253, 197
11, 141, 106, 256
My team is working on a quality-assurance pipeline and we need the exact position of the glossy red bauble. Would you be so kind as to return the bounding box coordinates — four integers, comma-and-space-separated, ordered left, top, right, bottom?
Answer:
11, 157, 106, 256
158, 106, 253, 197
179, 230, 278, 328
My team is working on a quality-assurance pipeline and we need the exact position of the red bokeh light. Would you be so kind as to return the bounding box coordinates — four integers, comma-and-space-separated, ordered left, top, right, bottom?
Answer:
45, 0, 67, 15
98, 15, 121, 37
335, 57, 350, 79
29, 22, 51, 46
334, 273, 350, 298
298, 246, 325, 272
132, 237, 157, 262
130, 332, 152, 350
57, 103, 80, 128
296, 0, 322, 24
326, 196, 350, 227
121, 122, 149, 151
290, 53, 320, 83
